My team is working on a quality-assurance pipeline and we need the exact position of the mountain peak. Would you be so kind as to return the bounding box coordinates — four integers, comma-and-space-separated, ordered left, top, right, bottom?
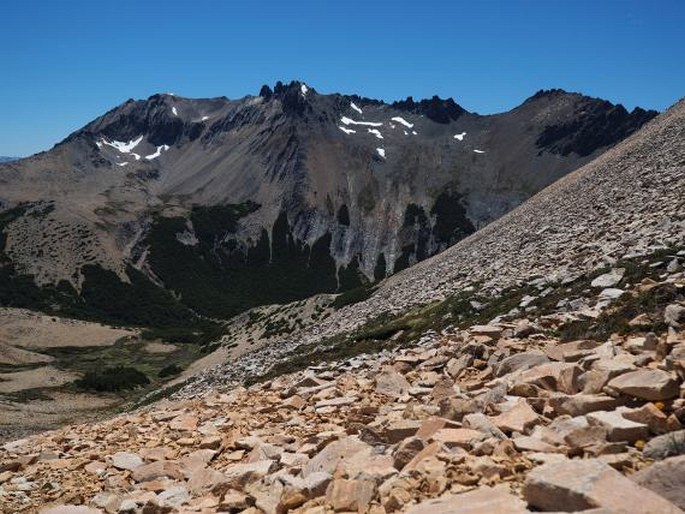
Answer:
390, 95, 467, 124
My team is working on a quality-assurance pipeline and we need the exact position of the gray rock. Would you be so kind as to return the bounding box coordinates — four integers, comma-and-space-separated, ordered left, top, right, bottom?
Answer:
643, 430, 685, 460
665, 304, 685, 328
591, 268, 625, 288
632, 455, 685, 509
494, 351, 549, 377
110, 452, 143, 471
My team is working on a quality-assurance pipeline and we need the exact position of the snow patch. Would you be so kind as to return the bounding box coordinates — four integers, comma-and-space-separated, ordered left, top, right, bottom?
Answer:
300, 84, 309, 96
116, 162, 128, 167
389, 124, 396, 129
376, 148, 386, 159
172, 107, 178, 116
145, 145, 170, 160
403, 130, 408, 136
340, 116, 383, 127
391, 116, 414, 128
474, 149, 485, 154
339, 126, 356, 135
100, 135, 144, 154
350, 102, 363, 114
201, 116, 210, 121
368, 128, 383, 139
411, 130, 418, 136
453, 132, 466, 141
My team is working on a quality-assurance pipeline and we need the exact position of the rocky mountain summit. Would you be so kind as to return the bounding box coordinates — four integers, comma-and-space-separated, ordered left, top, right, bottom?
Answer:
0, 83, 656, 322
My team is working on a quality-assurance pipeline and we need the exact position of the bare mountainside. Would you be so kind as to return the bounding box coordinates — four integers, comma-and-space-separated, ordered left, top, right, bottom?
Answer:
183, 97, 684, 394
0, 83, 655, 325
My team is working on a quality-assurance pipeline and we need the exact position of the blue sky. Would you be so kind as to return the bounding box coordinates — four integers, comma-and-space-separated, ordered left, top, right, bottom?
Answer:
1, 0, 683, 156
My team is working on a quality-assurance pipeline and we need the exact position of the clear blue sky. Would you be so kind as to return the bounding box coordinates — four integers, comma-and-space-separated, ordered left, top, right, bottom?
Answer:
1, 0, 683, 156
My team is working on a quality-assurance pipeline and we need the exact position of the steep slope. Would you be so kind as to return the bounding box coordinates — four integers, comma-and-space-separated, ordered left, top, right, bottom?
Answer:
185, 97, 684, 392
0, 82, 656, 321
300, 97, 684, 344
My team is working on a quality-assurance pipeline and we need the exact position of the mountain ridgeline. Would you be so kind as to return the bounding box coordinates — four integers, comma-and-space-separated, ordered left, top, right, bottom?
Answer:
0, 81, 657, 328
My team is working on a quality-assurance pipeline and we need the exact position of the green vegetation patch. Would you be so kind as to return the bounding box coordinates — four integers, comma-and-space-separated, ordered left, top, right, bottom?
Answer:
75, 366, 150, 392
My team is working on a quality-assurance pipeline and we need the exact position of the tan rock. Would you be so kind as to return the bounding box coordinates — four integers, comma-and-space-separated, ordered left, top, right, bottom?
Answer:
550, 393, 624, 417
401, 441, 447, 472
169, 414, 198, 432
546, 340, 603, 362
430, 428, 485, 449
462, 413, 507, 440
382, 419, 421, 443
489, 399, 540, 434
199, 435, 222, 450
40, 507, 104, 514
375, 369, 411, 398
131, 460, 183, 483
392, 437, 425, 470
494, 351, 549, 377
404, 485, 529, 513
222, 459, 276, 490
110, 452, 143, 471
607, 369, 680, 401
438, 397, 479, 422
563, 425, 608, 450
218, 490, 254, 512
187, 467, 231, 495
325, 478, 376, 512
632, 455, 685, 510
470, 325, 503, 340
524, 458, 682, 513
303, 437, 370, 477
587, 410, 649, 442
512, 436, 558, 453
518, 362, 582, 394
621, 403, 671, 434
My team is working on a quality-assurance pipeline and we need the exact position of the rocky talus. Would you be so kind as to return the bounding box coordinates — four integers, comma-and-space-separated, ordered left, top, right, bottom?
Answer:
308, 97, 685, 341
179, 98, 685, 395
2, 263, 685, 512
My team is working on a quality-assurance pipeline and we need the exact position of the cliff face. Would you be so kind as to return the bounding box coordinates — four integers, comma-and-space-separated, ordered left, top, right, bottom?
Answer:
0, 82, 657, 319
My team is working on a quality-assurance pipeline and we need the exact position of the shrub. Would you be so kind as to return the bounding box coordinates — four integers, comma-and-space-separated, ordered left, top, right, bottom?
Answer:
158, 364, 183, 378
76, 366, 150, 392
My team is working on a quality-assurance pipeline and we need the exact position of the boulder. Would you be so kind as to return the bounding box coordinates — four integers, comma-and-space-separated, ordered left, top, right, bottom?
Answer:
517, 362, 582, 394
375, 369, 411, 398
643, 429, 685, 460
494, 352, 549, 377
489, 400, 540, 434
303, 437, 370, 477
607, 369, 679, 401
524, 458, 682, 513
325, 478, 376, 512
131, 461, 183, 483
110, 452, 143, 471
591, 268, 625, 288
404, 485, 529, 513
430, 428, 485, 449
632, 455, 685, 509
587, 410, 649, 442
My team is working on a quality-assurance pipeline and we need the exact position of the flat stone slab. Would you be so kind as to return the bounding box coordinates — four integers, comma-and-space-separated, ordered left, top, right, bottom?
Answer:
405, 486, 530, 513
607, 369, 679, 401
524, 458, 682, 513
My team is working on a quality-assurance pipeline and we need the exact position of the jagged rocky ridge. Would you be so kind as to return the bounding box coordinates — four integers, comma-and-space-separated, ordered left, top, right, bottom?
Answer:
0, 82, 657, 320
